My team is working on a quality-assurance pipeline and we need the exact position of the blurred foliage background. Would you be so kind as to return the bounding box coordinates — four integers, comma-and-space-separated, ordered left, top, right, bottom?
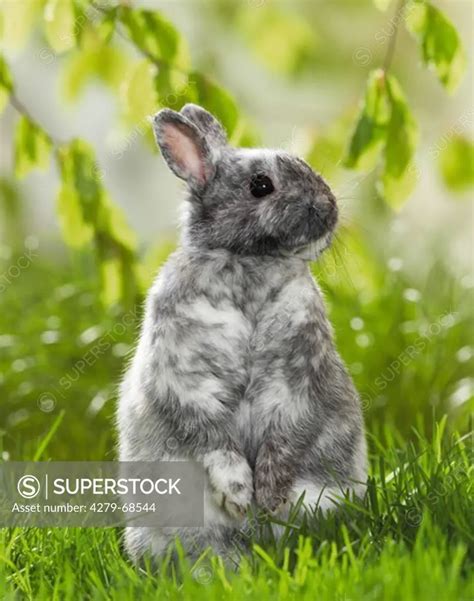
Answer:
0, 0, 472, 460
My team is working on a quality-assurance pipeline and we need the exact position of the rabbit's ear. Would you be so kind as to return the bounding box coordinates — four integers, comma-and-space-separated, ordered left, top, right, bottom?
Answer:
152, 109, 215, 189
180, 104, 227, 148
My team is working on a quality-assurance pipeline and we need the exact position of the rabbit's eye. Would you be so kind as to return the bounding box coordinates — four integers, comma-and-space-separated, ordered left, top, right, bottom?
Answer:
250, 173, 274, 198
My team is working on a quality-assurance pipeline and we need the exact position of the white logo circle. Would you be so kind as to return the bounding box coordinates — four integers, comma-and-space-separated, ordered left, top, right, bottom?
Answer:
17, 475, 41, 499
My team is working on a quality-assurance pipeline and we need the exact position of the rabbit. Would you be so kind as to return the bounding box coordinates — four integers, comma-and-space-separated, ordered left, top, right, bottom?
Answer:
117, 103, 367, 564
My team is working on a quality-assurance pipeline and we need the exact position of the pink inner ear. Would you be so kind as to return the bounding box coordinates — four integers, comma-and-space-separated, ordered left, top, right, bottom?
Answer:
162, 124, 207, 184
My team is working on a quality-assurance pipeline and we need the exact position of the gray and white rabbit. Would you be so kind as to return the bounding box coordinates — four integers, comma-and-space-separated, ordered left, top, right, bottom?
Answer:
118, 104, 367, 562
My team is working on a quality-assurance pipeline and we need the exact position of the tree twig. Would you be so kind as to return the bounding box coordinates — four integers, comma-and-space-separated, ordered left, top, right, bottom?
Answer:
89, 0, 187, 75
383, 0, 407, 73
89, 0, 212, 84
9, 91, 63, 146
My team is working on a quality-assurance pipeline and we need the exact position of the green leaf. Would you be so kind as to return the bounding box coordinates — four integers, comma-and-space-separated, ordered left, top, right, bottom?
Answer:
56, 184, 94, 247
99, 193, 137, 253
96, 7, 118, 44
345, 72, 418, 208
0, 54, 13, 115
119, 7, 189, 70
94, 46, 130, 93
61, 49, 93, 101
153, 68, 251, 145
379, 163, 417, 210
0, 0, 43, 50
238, 6, 318, 75
61, 27, 131, 101
120, 59, 158, 125
380, 75, 418, 208
14, 116, 52, 178
373, 0, 393, 11
43, 0, 76, 54
56, 141, 97, 245
57, 139, 102, 224
56, 139, 140, 307
154, 65, 192, 111
96, 236, 138, 307
384, 75, 418, 179
438, 135, 474, 193
343, 69, 390, 170
406, 2, 467, 93
99, 257, 123, 307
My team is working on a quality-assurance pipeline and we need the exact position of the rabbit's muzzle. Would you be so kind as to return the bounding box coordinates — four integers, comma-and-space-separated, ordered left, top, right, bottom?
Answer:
307, 192, 338, 235
283, 189, 338, 249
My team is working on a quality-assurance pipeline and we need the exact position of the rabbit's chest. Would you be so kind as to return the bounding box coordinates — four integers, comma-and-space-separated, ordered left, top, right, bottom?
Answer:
174, 295, 253, 388
181, 297, 252, 354
234, 274, 322, 454
153, 255, 323, 430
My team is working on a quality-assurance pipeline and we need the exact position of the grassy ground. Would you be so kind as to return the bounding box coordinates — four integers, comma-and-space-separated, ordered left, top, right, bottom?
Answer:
0, 226, 473, 599
0, 422, 472, 599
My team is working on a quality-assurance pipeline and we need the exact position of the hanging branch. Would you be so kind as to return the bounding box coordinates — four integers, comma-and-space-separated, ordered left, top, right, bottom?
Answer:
4, 63, 141, 308
9, 91, 63, 147
383, 0, 407, 73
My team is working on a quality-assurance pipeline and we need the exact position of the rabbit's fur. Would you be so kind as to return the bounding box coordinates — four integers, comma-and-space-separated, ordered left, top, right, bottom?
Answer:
118, 104, 367, 562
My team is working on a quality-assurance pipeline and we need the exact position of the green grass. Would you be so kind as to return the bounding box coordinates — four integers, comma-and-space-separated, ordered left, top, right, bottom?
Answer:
0, 422, 472, 600
0, 226, 473, 599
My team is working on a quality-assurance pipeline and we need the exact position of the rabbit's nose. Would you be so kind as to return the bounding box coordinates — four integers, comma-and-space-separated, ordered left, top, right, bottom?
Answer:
314, 174, 337, 205
317, 187, 337, 205
315, 193, 336, 215
308, 196, 338, 227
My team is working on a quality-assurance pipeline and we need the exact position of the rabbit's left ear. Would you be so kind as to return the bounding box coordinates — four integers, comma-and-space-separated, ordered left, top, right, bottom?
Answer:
152, 109, 215, 189
180, 103, 227, 148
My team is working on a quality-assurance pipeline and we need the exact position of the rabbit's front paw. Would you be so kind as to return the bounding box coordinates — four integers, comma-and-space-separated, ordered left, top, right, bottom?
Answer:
254, 450, 292, 514
204, 450, 253, 519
